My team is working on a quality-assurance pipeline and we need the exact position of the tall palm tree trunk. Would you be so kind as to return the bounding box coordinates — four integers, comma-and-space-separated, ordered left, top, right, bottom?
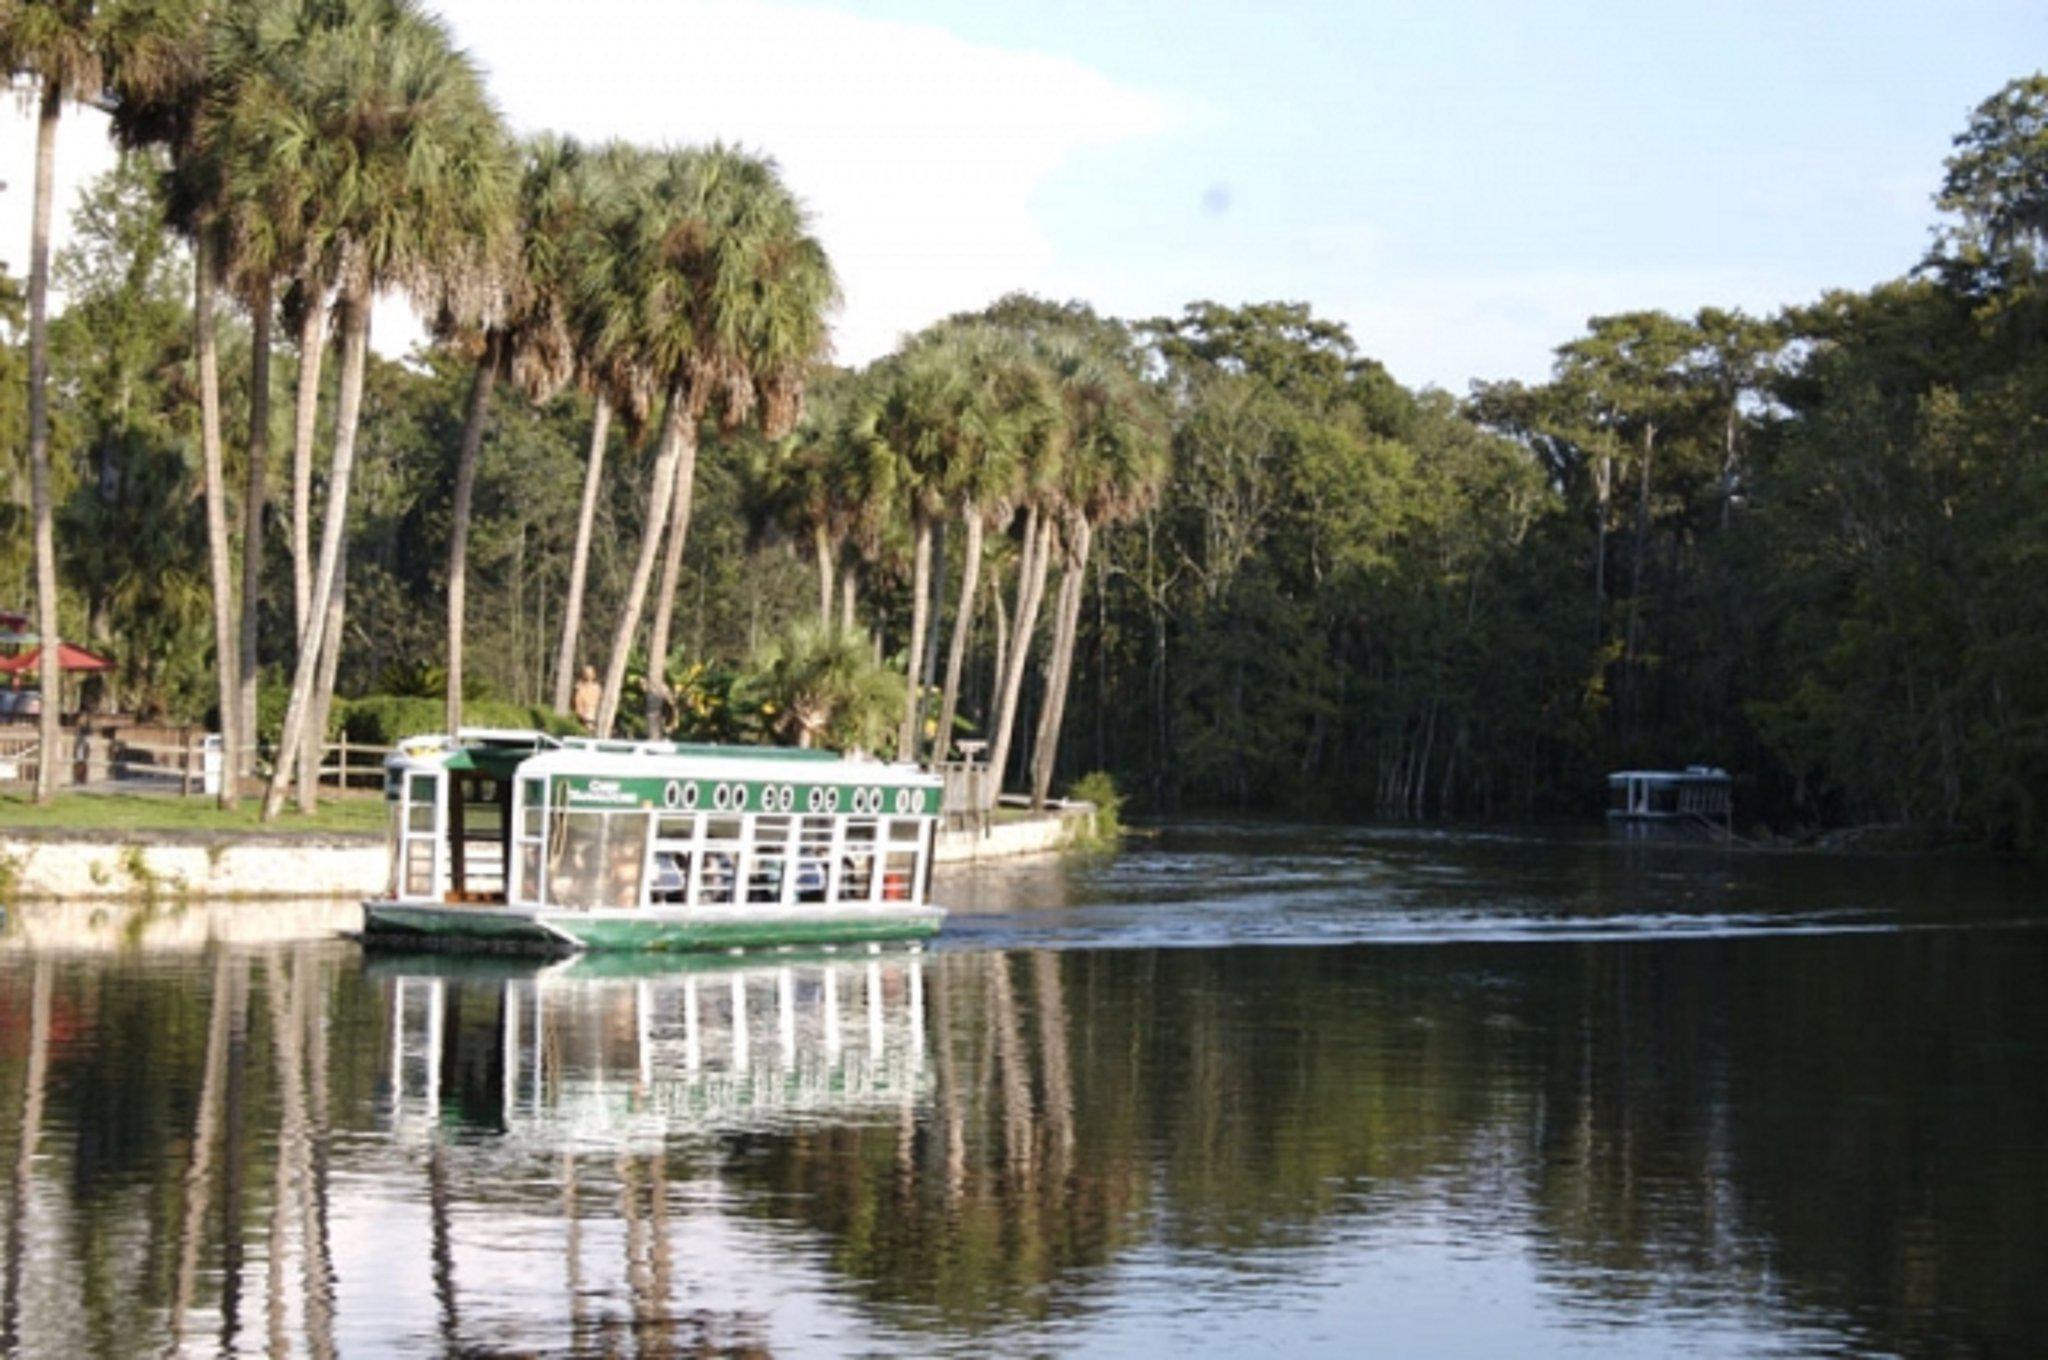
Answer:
898, 514, 934, 760
840, 567, 857, 632
550, 395, 610, 713
238, 283, 274, 786
26, 85, 63, 805
813, 523, 835, 626
923, 519, 947, 696
290, 291, 329, 643
265, 292, 370, 820
987, 569, 1008, 731
934, 511, 984, 763
986, 511, 1054, 806
445, 336, 502, 735
298, 545, 347, 814
641, 418, 700, 737
1030, 519, 1092, 808
595, 393, 686, 737
195, 232, 242, 809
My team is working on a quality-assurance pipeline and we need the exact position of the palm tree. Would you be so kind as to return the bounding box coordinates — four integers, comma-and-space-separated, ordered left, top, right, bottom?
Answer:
206, 0, 337, 780
745, 617, 903, 751
109, 0, 259, 808
1027, 345, 1166, 807
3, 1, 118, 802
548, 143, 656, 716
754, 367, 860, 626
257, 0, 514, 819
442, 134, 579, 735
851, 345, 954, 759
931, 327, 1058, 764
588, 145, 836, 739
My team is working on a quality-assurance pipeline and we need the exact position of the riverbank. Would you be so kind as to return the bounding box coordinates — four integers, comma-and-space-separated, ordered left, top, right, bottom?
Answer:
0, 802, 1096, 901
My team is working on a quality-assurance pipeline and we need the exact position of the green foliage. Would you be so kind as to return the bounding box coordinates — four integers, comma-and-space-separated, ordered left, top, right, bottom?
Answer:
741, 619, 905, 753
332, 693, 576, 746
8, 55, 2048, 852
1067, 770, 1123, 846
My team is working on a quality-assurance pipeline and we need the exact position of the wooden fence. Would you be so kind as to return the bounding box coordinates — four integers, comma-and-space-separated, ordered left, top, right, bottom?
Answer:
0, 722, 392, 796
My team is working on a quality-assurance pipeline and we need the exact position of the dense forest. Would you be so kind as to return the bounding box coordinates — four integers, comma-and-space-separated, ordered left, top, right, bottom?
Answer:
3, 2, 2045, 846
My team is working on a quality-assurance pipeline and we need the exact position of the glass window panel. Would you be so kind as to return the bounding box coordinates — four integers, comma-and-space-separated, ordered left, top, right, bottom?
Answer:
881, 851, 917, 902
407, 774, 438, 833
546, 811, 647, 909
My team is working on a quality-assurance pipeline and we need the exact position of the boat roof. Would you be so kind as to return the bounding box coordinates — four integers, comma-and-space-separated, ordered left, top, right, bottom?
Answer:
384, 729, 936, 789
518, 743, 936, 790
1606, 767, 1731, 783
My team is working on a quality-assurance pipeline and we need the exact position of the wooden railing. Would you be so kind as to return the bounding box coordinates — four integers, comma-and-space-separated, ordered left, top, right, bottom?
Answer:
930, 759, 993, 833
0, 723, 393, 796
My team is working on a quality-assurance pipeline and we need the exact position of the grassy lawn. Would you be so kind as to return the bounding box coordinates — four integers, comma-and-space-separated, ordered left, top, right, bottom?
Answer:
0, 791, 386, 837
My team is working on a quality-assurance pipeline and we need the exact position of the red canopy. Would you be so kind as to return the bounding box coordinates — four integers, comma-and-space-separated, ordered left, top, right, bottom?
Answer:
0, 641, 115, 674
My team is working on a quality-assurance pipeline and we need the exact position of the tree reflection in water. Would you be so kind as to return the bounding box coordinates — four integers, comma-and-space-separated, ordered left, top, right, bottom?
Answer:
0, 929, 2042, 1356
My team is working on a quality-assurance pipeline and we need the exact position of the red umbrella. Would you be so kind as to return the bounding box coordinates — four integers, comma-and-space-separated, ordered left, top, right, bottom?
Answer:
0, 641, 115, 673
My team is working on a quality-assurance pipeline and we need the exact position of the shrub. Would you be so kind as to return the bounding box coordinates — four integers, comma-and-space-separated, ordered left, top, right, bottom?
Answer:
1066, 770, 1124, 847
334, 694, 580, 746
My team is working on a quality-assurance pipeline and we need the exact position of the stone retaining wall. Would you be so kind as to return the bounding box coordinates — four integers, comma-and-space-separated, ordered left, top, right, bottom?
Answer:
1, 828, 385, 901
933, 804, 1094, 863
2, 803, 1095, 901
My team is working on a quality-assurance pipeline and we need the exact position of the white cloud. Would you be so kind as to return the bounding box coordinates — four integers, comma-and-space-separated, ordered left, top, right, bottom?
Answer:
0, 94, 120, 288
435, 0, 1174, 363
4, 4, 1175, 367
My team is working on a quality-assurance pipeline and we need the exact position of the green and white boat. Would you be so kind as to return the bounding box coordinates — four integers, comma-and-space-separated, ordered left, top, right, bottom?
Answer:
364, 729, 945, 955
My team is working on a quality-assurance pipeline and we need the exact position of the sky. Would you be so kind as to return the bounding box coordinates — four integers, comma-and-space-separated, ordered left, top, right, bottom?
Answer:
2, 0, 2043, 391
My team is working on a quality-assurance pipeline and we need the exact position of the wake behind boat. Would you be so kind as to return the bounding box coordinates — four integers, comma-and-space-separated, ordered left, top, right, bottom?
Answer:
363, 729, 944, 955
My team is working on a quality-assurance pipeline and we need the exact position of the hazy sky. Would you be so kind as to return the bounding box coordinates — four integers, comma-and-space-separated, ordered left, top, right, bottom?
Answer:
3, 0, 2042, 389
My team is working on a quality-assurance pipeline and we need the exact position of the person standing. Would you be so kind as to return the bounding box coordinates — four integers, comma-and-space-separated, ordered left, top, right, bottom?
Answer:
571, 665, 601, 732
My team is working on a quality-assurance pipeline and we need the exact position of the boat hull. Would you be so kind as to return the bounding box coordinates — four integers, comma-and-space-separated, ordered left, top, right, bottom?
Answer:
362, 899, 945, 956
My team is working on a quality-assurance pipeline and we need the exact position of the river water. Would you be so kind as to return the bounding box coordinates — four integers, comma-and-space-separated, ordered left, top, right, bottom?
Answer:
1, 823, 2043, 1357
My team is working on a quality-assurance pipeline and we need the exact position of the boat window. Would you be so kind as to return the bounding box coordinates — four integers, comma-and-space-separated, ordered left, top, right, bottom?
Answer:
796, 817, 833, 903
517, 843, 543, 904
881, 823, 918, 903
697, 815, 744, 906
520, 779, 545, 838
407, 774, 437, 833
888, 818, 921, 843
655, 815, 697, 842
750, 815, 794, 904
841, 818, 878, 901
545, 811, 647, 909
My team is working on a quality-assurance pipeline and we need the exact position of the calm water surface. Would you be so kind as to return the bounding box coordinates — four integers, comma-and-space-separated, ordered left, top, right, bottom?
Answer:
1, 823, 2044, 1357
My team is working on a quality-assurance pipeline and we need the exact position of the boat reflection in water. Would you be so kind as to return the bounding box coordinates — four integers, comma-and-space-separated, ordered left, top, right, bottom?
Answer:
381, 950, 931, 1149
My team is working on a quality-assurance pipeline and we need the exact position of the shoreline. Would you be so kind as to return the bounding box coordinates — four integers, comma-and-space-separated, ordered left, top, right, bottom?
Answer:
0, 804, 1096, 902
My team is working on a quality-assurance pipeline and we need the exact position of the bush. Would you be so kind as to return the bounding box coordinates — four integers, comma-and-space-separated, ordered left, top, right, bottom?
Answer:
334, 694, 580, 746
1066, 770, 1124, 847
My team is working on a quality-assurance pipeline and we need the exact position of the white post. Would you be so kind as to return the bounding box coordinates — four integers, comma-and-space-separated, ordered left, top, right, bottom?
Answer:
825, 808, 846, 905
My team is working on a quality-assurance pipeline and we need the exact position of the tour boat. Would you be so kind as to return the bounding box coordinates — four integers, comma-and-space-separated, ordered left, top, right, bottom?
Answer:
1605, 766, 1733, 839
363, 729, 945, 954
